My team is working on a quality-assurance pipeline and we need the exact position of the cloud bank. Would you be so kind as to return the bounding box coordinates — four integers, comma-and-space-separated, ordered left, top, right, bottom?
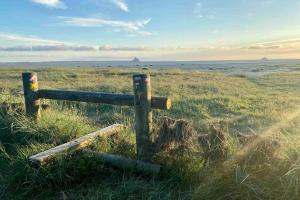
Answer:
1, 33, 300, 61
0, 45, 96, 52
248, 38, 300, 50
0, 33, 152, 52
0, 44, 151, 52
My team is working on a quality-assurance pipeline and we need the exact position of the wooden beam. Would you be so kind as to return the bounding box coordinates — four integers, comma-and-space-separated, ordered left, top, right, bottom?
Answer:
29, 124, 123, 165
82, 149, 161, 175
133, 74, 154, 162
37, 89, 171, 110
22, 73, 40, 121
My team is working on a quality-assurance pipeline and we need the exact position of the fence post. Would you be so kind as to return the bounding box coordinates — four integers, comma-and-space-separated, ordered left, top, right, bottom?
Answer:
133, 74, 154, 162
22, 72, 40, 121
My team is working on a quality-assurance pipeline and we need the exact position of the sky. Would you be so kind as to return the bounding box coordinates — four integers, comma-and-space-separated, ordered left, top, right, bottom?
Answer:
0, 0, 300, 62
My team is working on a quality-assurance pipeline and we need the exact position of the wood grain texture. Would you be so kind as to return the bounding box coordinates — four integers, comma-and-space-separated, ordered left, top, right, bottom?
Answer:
38, 89, 171, 110
82, 149, 161, 175
22, 72, 40, 120
29, 124, 123, 165
133, 74, 154, 162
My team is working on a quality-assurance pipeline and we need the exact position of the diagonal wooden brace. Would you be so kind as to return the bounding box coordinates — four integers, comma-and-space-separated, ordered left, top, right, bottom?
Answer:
29, 124, 123, 165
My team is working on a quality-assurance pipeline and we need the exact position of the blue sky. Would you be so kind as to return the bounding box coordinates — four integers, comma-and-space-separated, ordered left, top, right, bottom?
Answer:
0, 0, 300, 61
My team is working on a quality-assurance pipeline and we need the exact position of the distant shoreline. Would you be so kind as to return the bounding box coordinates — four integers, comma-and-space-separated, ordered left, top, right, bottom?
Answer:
1, 58, 300, 64
1, 59, 299, 79
0, 59, 300, 69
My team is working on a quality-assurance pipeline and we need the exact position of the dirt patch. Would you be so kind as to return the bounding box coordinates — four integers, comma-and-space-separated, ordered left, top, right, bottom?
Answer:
154, 117, 198, 153
154, 117, 229, 162
198, 124, 229, 162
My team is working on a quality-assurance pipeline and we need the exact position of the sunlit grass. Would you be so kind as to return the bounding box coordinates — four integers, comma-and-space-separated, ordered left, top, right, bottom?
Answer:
1, 67, 300, 199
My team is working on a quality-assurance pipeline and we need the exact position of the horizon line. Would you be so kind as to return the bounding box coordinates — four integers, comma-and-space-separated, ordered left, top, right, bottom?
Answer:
1, 58, 300, 64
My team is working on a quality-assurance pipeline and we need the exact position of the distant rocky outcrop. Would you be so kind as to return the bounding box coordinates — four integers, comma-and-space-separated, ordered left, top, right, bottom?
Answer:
132, 57, 140, 62
260, 57, 269, 62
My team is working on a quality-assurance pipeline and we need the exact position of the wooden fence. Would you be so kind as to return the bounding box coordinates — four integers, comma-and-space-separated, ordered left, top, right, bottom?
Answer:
22, 72, 171, 163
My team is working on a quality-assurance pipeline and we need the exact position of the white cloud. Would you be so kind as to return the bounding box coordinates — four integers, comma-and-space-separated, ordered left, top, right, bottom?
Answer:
110, 0, 129, 12
0, 33, 68, 45
0, 44, 151, 52
0, 33, 98, 51
0, 45, 97, 52
248, 38, 300, 50
30, 45, 96, 51
60, 17, 152, 36
0, 33, 152, 52
30, 0, 67, 9
99, 45, 150, 51
248, 44, 280, 50
0, 46, 32, 51
260, 38, 300, 45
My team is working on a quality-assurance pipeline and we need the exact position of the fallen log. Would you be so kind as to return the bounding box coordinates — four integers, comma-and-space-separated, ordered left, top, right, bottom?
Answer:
29, 124, 123, 165
82, 149, 161, 175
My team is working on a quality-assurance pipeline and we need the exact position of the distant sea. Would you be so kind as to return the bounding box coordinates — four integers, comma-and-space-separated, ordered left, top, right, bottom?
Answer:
1, 59, 300, 76
0, 59, 299, 68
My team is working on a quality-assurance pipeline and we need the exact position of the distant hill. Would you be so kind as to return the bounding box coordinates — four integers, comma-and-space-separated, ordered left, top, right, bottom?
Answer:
261, 57, 269, 62
131, 57, 140, 62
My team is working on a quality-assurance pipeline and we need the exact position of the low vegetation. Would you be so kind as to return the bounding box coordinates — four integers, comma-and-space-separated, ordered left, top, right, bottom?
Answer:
1, 67, 300, 199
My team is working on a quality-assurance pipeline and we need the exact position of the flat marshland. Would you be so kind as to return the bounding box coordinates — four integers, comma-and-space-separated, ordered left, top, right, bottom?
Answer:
1, 65, 300, 199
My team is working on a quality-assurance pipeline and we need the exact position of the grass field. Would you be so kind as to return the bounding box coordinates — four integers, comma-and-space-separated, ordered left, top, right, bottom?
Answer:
1, 66, 300, 199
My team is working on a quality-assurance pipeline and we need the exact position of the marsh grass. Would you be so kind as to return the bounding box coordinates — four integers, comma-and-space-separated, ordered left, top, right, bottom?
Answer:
1, 67, 300, 199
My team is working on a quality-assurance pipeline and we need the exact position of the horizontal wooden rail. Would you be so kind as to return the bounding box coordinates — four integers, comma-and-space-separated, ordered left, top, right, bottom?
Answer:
29, 124, 123, 165
82, 149, 161, 175
38, 89, 171, 110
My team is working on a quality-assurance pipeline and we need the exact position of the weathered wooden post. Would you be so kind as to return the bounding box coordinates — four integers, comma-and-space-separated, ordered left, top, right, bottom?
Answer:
133, 74, 154, 162
22, 72, 40, 121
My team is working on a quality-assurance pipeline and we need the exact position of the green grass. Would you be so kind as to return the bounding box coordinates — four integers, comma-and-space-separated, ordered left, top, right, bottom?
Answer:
1, 67, 300, 199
